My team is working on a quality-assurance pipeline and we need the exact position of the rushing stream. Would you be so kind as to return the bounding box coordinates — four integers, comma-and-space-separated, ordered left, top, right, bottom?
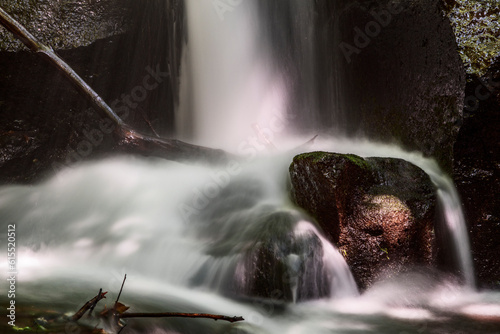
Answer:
0, 141, 499, 333
1, 0, 499, 333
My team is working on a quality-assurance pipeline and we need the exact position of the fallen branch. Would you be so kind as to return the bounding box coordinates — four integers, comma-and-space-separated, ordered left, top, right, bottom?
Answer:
72, 290, 108, 321
120, 312, 244, 323
0, 6, 229, 165
70, 275, 244, 333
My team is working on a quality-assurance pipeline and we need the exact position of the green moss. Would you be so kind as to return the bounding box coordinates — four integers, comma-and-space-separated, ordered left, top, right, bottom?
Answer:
343, 154, 370, 169
0, 0, 130, 51
293, 152, 371, 171
293, 151, 330, 164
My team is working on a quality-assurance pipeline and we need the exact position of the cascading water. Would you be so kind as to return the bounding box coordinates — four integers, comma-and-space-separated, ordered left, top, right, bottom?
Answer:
1, 1, 498, 333
0, 141, 497, 333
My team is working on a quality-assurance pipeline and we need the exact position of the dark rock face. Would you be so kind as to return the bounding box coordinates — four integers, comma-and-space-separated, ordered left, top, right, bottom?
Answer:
0, 0, 184, 184
335, 0, 465, 172
289, 152, 437, 290
258, 0, 464, 172
454, 56, 500, 289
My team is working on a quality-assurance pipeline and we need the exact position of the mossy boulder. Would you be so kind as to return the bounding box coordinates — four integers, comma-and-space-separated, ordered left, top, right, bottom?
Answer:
289, 152, 437, 290
445, 0, 500, 76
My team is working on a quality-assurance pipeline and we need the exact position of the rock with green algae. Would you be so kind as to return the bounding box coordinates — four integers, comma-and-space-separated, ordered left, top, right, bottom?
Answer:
446, 0, 500, 76
289, 151, 437, 290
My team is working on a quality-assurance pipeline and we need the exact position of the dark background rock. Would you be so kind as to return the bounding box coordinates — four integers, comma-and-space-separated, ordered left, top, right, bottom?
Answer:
453, 55, 500, 289
0, 0, 184, 184
289, 152, 437, 290
258, 0, 464, 172
445, 0, 500, 77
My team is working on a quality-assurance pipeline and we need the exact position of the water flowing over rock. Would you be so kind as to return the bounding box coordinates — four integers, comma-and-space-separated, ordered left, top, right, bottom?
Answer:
189, 178, 358, 302
289, 152, 437, 290
258, 0, 464, 172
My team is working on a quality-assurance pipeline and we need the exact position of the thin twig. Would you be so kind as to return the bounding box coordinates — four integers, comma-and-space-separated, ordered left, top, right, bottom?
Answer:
120, 312, 244, 323
114, 274, 127, 309
137, 106, 161, 138
117, 323, 127, 334
295, 135, 318, 150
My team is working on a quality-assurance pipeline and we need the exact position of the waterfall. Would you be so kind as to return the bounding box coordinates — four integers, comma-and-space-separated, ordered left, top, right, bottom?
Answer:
177, 0, 476, 288
178, 0, 289, 150
0, 1, 491, 333
0, 153, 358, 298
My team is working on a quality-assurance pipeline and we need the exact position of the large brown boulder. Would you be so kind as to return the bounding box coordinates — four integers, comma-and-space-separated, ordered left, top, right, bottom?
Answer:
289, 152, 437, 290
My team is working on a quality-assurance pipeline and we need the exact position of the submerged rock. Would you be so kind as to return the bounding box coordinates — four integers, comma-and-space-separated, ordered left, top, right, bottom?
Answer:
289, 152, 437, 290
188, 178, 356, 302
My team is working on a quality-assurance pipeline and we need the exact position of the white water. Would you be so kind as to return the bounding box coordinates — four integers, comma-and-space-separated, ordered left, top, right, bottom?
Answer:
0, 143, 497, 333
177, 0, 476, 287
178, 0, 289, 149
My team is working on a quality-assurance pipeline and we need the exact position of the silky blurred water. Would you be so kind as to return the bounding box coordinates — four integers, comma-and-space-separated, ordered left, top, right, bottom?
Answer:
1, 139, 498, 333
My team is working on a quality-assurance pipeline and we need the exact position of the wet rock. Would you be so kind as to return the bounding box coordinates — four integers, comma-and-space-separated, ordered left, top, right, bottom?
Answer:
289, 152, 437, 290
453, 55, 500, 289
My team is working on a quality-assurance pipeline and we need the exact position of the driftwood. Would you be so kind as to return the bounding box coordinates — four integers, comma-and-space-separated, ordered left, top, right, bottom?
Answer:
0, 6, 228, 165
120, 312, 244, 322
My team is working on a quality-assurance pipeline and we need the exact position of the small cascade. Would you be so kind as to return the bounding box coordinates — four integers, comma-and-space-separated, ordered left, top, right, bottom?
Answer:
0, 154, 357, 301
426, 171, 476, 287
310, 138, 476, 289
294, 221, 359, 299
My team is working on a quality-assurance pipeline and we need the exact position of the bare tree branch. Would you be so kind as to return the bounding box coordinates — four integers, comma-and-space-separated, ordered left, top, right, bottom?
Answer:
0, 6, 229, 165
120, 312, 244, 323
